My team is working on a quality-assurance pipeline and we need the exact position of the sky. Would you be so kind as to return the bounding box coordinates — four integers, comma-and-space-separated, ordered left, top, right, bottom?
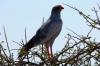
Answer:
0, 0, 99, 60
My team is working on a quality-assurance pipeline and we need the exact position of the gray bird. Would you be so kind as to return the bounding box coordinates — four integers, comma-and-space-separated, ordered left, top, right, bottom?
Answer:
18, 5, 64, 59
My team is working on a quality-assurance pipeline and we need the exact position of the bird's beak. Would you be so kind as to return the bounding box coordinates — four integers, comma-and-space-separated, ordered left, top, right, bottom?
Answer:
61, 6, 64, 9
60, 6, 64, 10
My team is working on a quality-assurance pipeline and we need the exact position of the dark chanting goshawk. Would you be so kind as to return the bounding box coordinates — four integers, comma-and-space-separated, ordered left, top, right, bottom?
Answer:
18, 5, 64, 59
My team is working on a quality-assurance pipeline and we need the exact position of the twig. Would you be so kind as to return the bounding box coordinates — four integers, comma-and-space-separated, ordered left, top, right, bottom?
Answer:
3, 26, 11, 58
97, 3, 100, 11
0, 43, 10, 63
66, 27, 81, 38
25, 27, 27, 44
92, 7, 100, 24
87, 27, 93, 37
12, 41, 22, 46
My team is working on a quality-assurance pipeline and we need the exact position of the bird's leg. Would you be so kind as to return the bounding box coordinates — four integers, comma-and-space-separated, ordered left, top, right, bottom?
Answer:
45, 44, 51, 59
49, 45, 53, 58
45, 40, 54, 59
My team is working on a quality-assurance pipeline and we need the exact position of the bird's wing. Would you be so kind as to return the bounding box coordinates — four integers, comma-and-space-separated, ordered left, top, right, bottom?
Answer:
36, 18, 62, 43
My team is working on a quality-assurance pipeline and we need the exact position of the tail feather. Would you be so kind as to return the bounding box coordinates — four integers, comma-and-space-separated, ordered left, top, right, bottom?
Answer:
18, 35, 40, 58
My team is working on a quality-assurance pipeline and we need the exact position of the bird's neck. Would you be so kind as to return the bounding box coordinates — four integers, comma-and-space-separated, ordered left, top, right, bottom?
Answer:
50, 11, 61, 19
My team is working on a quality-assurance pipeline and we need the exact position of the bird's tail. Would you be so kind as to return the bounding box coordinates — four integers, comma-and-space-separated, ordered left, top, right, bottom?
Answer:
18, 35, 40, 59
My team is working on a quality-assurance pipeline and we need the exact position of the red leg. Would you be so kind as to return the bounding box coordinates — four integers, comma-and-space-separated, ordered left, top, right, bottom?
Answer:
49, 46, 53, 58
45, 44, 51, 59
45, 39, 54, 59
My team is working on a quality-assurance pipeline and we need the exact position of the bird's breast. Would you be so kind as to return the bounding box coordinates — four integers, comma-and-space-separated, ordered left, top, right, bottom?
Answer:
51, 21, 62, 34
46, 20, 63, 39
38, 19, 63, 43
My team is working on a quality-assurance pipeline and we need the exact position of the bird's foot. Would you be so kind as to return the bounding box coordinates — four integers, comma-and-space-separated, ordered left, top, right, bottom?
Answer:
48, 56, 58, 62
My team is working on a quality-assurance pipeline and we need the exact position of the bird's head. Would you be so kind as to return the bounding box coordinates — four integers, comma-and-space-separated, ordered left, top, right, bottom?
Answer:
52, 5, 64, 13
